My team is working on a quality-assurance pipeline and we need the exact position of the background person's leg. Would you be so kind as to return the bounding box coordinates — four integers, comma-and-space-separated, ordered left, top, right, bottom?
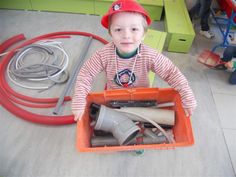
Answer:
199, 0, 212, 31
229, 71, 236, 84
189, 0, 201, 21
221, 46, 236, 62
221, 46, 236, 84
199, 0, 214, 38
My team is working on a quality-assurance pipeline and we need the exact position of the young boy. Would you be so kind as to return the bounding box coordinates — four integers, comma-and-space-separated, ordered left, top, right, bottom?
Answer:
72, 0, 197, 121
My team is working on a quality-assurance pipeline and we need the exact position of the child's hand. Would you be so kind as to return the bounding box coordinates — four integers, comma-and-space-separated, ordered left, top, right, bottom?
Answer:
225, 61, 233, 69
73, 110, 84, 122
184, 108, 193, 117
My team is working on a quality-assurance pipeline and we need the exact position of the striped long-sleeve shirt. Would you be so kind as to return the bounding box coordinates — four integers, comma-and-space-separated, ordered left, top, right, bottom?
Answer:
71, 42, 197, 113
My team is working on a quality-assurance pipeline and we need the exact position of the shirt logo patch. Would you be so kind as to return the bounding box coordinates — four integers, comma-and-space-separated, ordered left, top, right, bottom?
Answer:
114, 69, 136, 87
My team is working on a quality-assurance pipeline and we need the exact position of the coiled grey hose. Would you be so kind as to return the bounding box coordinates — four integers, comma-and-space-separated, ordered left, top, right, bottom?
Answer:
7, 41, 69, 90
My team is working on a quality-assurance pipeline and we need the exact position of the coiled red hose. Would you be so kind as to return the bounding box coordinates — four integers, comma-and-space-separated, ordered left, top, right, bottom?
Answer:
0, 31, 108, 125
0, 34, 25, 53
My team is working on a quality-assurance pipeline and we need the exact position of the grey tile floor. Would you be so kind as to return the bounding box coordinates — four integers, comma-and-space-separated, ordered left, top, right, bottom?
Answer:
0, 9, 236, 177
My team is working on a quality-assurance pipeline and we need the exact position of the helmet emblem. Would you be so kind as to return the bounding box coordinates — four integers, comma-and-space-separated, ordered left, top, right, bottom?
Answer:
113, 3, 121, 11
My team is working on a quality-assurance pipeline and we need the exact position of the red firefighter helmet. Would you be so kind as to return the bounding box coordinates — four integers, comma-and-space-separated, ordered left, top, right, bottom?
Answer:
101, 0, 152, 29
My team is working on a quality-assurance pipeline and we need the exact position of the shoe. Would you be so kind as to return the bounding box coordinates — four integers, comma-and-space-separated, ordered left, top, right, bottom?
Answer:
200, 30, 215, 39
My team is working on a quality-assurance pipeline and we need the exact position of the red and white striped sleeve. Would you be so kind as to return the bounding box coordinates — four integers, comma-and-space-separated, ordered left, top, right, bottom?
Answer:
71, 50, 106, 113
152, 52, 197, 111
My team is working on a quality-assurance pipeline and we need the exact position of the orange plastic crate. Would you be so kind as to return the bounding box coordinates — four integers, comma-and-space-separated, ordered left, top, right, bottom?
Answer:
76, 88, 194, 152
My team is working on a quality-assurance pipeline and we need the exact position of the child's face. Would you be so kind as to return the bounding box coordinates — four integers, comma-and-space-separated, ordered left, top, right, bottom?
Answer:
110, 12, 145, 54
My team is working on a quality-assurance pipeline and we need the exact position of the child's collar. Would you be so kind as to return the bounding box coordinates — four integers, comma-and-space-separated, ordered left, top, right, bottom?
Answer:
116, 48, 138, 59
